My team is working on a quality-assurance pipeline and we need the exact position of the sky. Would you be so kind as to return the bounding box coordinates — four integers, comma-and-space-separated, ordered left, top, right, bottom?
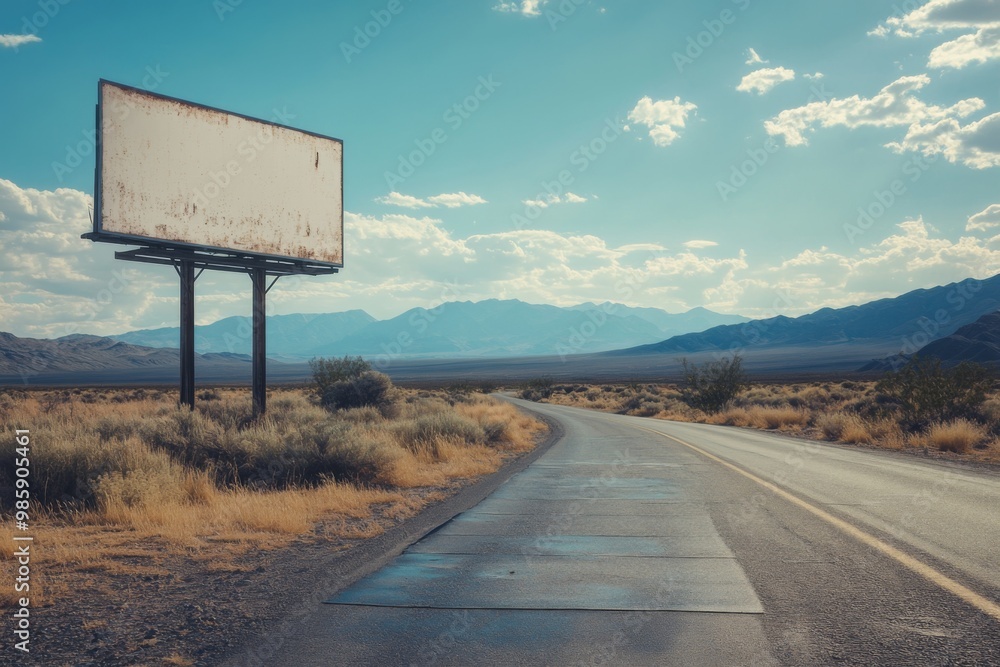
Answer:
1, 0, 1000, 339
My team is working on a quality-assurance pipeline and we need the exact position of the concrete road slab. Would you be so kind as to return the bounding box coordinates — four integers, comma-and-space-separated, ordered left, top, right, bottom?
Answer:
277, 607, 777, 667
407, 533, 733, 558
327, 552, 763, 613
463, 498, 699, 515
490, 476, 680, 500
437, 510, 721, 538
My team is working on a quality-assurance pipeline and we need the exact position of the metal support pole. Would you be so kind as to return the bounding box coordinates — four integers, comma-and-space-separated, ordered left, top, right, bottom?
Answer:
251, 268, 267, 418
179, 261, 196, 410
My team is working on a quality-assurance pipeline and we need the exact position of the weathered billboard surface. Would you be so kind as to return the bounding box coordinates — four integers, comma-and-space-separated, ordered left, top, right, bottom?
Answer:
94, 80, 343, 266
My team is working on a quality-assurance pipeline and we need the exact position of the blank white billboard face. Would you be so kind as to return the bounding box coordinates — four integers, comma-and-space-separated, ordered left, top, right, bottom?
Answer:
96, 81, 343, 266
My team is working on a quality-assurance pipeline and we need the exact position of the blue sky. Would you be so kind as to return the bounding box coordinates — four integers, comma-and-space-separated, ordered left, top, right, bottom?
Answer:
1, 0, 999, 338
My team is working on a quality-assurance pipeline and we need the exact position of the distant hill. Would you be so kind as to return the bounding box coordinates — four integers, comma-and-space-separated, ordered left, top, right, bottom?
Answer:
6, 280, 999, 385
567, 302, 749, 338
607, 276, 1000, 358
0, 331, 254, 381
112, 310, 376, 357
112, 300, 747, 359
915, 311, 1000, 365
316, 299, 667, 358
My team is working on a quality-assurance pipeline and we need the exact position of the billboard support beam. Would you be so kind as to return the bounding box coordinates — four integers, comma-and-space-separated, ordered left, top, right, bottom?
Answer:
110, 247, 334, 419
85, 80, 343, 421
251, 268, 268, 419
176, 261, 201, 410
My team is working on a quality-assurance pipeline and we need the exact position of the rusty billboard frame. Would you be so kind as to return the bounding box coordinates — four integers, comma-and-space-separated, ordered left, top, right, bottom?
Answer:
83, 80, 344, 416
86, 79, 344, 269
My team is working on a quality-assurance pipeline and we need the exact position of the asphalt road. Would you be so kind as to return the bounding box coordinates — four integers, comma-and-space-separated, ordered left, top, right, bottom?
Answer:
265, 399, 1000, 666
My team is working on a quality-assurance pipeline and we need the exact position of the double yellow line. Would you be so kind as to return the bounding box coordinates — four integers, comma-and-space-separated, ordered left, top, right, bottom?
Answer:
639, 425, 1000, 623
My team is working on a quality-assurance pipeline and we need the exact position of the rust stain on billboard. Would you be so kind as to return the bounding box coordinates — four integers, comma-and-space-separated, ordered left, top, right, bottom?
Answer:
97, 81, 344, 266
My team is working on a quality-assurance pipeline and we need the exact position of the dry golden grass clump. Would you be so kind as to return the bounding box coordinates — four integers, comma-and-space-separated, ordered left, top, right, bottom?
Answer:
530, 376, 999, 462
923, 419, 988, 453
709, 406, 810, 431
0, 387, 541, 512
0, 385, 544, 606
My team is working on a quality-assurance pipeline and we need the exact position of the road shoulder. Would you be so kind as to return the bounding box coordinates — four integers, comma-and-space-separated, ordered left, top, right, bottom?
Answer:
218, 406, 563, 666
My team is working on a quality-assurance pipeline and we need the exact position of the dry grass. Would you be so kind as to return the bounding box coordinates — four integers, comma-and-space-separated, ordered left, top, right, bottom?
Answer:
710, 406, 810, 430
530, 379, 1000, 463
0, 386, 544, 608
839, 415, 874, 445
925, 419, 988, 453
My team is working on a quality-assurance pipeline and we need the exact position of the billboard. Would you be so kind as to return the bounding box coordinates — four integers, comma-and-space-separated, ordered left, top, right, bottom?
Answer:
93, 80, 343, 266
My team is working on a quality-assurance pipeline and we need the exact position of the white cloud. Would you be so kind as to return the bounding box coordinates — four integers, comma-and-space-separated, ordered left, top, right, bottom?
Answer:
427, 192, 488, 208
349, 212, 474, 261
873, 0, 1000, 68
0, 34, 41, 49
887, 111, 1000, 169
880, 0, 1000, 36
745, 48, 768, 65
707, 218, 1000, 315
765, 74, 986, 151
522, 193, 588, 209
627, 96, 698, 147
764, 70, 998, 168
683, 240, 719, 249
967, 204, 1000, 231
377, 191, 487, 209
0, 178, 164, 338
493, 0, 547, 16
928, 26, 1000, 68
737, 67, 796, 95
4, 179, 999, 335
376, 192, 435, 209
804, 72, 825, 80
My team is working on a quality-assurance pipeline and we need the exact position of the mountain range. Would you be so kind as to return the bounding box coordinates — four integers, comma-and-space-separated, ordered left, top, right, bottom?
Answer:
607, 276, 1000, 366
2, 277, 998, 384
0, 332, 255, 383
911, 311, 1000, 366
111, 311, 377, 359
110, 300, 749, 359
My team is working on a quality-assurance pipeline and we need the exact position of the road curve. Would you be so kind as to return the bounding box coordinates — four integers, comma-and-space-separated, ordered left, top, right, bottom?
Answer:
263, 399, 1000, 666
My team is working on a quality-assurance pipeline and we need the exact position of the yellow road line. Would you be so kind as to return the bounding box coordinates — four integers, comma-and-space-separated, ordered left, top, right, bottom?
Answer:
637, 425, 1000, 623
